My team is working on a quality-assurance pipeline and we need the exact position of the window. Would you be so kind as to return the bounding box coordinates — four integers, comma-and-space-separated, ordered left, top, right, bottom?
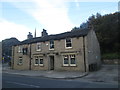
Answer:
49, 40, 54, 50
18, 46, 22, 53
39, 58, 43, 66
66, 38, 72, 48
36, 43, 41, 51
18, 57, 23, 65
63, 55, 69, 66
70, 55, 76, 66
35, 57, 39, 65
63, 55, 76, 66
34, 56, 43, 66
23, 48, 28, 55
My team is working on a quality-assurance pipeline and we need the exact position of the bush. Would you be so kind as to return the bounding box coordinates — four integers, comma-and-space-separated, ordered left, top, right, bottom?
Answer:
101, 53, 120, 60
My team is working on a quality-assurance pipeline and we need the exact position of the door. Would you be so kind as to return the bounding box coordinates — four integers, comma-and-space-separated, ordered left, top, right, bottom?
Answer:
50, 56, 54, 70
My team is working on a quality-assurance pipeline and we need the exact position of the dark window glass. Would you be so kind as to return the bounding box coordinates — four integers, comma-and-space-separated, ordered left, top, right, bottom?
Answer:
64, 55, 69, 64
66, 38, 72, 47
40, 59, 43, 64
50, 40, 54, 49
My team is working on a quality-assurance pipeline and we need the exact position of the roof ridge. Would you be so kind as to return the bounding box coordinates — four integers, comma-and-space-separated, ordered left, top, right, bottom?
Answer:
17, 28, 90, 45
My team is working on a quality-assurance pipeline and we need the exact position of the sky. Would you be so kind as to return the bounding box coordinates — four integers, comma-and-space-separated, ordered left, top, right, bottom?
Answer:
0, 0, 118, 41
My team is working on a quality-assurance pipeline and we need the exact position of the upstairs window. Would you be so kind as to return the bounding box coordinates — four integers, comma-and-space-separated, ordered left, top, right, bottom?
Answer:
66, 38, 72, 48
36, 43, 41, 51
49, 40, 54, 50
22, 48, 28, 55
18, 46, 22, 53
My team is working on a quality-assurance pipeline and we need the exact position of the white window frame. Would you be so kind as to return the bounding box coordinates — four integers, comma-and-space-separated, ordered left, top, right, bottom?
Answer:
34, 56, 39, 66
39, 58, 44, 66
63, 55, 69, 66
65, 38, 72, 49
49, 40, 54, 50
63, 54, 76, 66
18, 57, 23, 65
18, 46, 22, 53
34, 56, 43, 66
70, 55, 76, 66
36, 43, 41, 51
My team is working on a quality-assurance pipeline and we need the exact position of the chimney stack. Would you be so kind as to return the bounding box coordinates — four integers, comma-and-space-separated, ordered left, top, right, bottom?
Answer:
27, 32, 33, 39
34, 28, 36, 38
41, 29, 48, 37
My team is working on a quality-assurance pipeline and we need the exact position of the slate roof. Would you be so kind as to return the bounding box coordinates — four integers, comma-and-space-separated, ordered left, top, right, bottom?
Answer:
17, 28, 90, 45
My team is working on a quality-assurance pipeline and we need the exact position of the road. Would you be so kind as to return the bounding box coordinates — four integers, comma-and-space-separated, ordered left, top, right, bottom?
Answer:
2, 73, 118, 88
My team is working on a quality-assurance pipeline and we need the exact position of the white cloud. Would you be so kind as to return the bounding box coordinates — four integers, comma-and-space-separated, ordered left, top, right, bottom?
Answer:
75, 0, 80, 7
0, 19, 32, 41
10, 0, 75, 35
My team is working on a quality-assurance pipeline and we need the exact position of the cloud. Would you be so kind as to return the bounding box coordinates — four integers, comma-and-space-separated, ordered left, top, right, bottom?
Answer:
75, 0, 80, 7
10, 0, 75, 34
0, 19, 32, 41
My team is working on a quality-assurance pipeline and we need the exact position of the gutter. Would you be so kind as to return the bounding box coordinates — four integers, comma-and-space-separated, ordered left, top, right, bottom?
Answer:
11, 46, 14, 69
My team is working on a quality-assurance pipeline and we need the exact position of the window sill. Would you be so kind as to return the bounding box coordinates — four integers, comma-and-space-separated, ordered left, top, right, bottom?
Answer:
63, 65, 69, 67
36, 49, 41, 52
70, 65, 77, 67
39, 64, 44, 67
49, 49, 55, 51
65, 47, 72, 49
34, 64, 39, 66
62, 65, 77, 67
17, 63, 23, 66
34, 64, 44, 67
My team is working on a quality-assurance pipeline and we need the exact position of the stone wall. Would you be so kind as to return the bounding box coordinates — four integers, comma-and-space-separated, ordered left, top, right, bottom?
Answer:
102, 59, 120, 64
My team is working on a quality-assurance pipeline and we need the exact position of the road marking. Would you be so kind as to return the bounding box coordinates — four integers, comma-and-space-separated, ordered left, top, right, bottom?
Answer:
6, 81, 40, 88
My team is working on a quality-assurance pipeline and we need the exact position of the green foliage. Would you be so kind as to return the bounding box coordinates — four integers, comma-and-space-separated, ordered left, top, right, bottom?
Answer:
80, 12, 120, 55
102, 53, 120, 59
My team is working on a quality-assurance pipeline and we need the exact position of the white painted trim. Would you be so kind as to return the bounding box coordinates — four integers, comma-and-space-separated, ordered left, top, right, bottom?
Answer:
62, 54, 77, 67
36, 42, 41, 51
49, 40, 55, 50
70, 64, 76, 66
62, 55, 69, 66
18, 46, 23, 53
39, 64, 44, 66
65, 38, 72, 49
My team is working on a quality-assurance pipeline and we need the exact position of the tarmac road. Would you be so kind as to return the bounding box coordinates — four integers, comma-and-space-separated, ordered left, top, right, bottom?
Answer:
2, 73, 118, 88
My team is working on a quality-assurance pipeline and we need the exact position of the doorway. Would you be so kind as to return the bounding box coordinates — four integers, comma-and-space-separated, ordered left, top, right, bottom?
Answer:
49, 56, 54, 70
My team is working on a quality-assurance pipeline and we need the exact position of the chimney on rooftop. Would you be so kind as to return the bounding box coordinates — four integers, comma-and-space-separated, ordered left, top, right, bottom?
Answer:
41, 29, 48, 37
27, 32, 33, 39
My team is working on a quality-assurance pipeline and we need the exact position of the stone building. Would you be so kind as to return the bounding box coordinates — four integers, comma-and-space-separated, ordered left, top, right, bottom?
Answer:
11, 28, 101, 72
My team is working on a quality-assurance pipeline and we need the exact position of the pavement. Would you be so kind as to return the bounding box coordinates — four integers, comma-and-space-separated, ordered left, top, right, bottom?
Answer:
2, 63, 119, 84
2, 64, 88, 79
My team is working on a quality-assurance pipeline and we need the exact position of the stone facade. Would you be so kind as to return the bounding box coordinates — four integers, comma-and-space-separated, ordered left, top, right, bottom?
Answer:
12, 29, 101, 72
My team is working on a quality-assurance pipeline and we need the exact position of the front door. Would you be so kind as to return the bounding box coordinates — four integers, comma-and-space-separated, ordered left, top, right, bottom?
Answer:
50, 56, 54, 70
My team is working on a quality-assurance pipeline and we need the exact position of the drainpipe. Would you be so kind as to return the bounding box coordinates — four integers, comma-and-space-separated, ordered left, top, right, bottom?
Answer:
11, 46, 14, 69
29, 44, 31, 70
83, 36, 87, 72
